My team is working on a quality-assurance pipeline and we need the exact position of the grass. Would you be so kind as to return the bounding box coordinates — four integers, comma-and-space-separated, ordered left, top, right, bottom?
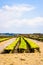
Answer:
24, 37, 39, 49
38, 38, 43, 41
0, 38, 9, 42
19, 37, 27, 49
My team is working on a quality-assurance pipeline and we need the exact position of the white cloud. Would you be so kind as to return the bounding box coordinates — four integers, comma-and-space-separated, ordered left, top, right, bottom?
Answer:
0, 4, 43, 30
0, 17, 43, 29
2, 4, 34, 11
0, 4, 34, 27
0, 4, 34, 18
24, 17, 43, 26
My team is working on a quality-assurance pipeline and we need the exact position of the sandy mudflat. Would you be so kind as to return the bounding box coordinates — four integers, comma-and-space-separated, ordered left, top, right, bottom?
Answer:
0, 53, 43, 65
0, 40, 43, 65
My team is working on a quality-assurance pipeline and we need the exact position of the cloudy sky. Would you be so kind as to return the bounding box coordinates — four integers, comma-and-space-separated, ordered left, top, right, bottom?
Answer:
0, 0, 43, 33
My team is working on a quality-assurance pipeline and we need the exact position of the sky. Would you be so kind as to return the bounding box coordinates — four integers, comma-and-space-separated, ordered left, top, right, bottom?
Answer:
0, 0, 43, 33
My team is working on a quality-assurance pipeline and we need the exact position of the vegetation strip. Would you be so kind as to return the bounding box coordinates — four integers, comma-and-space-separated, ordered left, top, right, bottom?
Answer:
1, 36, 40, 53
19, 37, 27, 49
0, 38, 10, 42
4, 37, 19, 50
24, 37, 39, 49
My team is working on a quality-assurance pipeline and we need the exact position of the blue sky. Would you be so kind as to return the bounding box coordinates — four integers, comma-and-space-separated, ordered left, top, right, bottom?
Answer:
0, 0, 43, 33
